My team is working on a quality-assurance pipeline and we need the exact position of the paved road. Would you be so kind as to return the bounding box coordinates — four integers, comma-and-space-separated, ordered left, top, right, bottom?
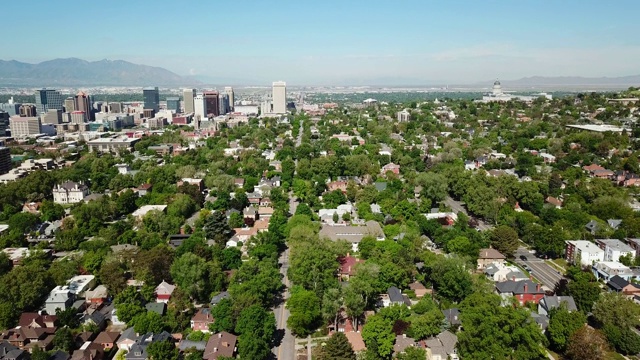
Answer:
514, 247, 565, 291
444, 196, 493, 231
289, 193, 298, 216
295, 120, 303, 147
273, 248, 295, 360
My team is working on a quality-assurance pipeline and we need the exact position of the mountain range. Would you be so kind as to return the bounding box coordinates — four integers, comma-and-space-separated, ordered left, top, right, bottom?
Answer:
0, 58, 199, 86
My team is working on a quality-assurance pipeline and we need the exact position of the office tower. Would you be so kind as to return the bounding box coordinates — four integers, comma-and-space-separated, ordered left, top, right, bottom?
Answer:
70, 111, 87, 124
194, 95, 205, 120
0, 147, 10, 175
183, 88, 196, 114
9, 116, 41, 137
166, 97, 180, 113
272, 81, 287, 114
19, 104, 37, 117
143, 109, 155, 118
64, 97, 75, 112
41, 109, 63, 124
224, 87, 234, 112
34, 89, 63, 114
218, 93, 229, 115
74, 92, 93, 120
143, 87, 160, 112
203, 91, 220, 117
93, 101, 104, 112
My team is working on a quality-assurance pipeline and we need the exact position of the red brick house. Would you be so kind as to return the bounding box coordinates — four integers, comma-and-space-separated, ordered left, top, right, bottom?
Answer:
381, 163, 400, 175
155, 281, 176, 303
338, 255, 363, 281
495, 280, 545, 305
93, 331, 120, 350
191, 308, 215, 333
327, 181, 348, 193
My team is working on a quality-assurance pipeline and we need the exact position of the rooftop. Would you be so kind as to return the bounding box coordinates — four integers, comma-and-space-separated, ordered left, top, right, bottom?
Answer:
567, 240, 605, 254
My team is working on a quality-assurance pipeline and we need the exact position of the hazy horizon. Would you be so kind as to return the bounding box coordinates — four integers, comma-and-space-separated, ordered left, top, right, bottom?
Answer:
4, 0, 640, 85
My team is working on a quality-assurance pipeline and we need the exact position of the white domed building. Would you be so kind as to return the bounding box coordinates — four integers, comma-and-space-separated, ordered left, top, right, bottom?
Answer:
480, 79, 552, 103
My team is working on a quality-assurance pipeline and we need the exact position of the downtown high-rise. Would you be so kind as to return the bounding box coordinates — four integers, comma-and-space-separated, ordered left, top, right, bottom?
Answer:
143, 87, 160, 112
35, 89, 63, 114
183, 88, 196, 114
272, 81, 286, 114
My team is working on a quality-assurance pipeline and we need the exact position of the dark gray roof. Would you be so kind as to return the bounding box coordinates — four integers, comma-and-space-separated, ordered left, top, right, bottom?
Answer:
49, 350, 71, 360
211, 291, 230, 306
375, 182, 387, 192
442, 308, 461, 325
495, 280, 544, 295
119, 327, 137, 341
484, 263, 500, 276
607, 275, 630, 291
0, 341, 18, 356
145, 302, 167, 315
540, 295, 577, 312
530, 312, 549, 330
387, 286, 404, 303
585, 220, 599, 231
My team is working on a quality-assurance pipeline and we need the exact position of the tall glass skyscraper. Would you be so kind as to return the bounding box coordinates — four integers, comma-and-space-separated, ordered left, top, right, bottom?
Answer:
143, 87, 160, 112
35, 89, 63, 114
166, 97, 180, 113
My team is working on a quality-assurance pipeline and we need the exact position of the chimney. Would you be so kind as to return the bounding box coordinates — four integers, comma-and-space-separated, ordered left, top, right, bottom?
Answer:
218, 333, 222, 338
523, 283, 528, 293
512, 276, 515, 281
214, 347, 218, 352
536, 283, 541, 292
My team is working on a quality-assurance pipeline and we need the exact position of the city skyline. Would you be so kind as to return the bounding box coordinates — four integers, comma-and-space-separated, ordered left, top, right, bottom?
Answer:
3, 0, 640, 85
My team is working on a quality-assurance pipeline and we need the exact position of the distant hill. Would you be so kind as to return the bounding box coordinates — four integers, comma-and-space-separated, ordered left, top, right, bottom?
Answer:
491, 75, 640, 90
0, 58, 200, 86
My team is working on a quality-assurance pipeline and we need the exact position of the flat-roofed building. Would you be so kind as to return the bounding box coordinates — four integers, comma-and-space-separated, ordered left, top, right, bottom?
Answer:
566, 240, 605, 267
9, 116, 41, 137
0, 147, 11, 175
87, 136, 140, 154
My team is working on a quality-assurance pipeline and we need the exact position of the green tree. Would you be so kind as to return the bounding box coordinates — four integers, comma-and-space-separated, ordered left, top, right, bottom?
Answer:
228, 212, 244, 228
568, 278, 601, 313
322, 287, 342, 331
170, 253, 209, 301
547, 304, 586, 352
362, 314, 395, 359
489, 225, 519, 257
287, 288, 322, 337
322, 332, 356, 360
409, 309, 444, 340
395, 346, 427, 360
592, 292, 640, 330
53, 327, 75, 353
31, 345, 49, 360
56, 307, 80, 328
209, 298, 235, 333
40, 200, 65, 222
147, 340, 179, 360
235, 305, 276, 359
132, 311, 166, 334
204, 211, 232, 246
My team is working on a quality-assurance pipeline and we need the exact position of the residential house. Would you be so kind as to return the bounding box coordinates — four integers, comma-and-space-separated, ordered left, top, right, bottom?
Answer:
608, 219, 623, 230
538, 296, 577, 316
116, 328, 137, 351
319, 220, 385, 252
592, 261, 634, 281
258, 206, 274, 219
585, 220, 600, 235
495, 280, 545, 305
370, 203, 382, 214
45, 288, 74, 315
145, 302, 167, 316
381, 287, 407, 307
132, 205, 167, 220
484, 262, 527, 282
393, 334, 417, 357
565, 240, 605, 267
136, 183, 152, 196
409, 281, 430, 298
441, 309, 461, 327
243, 206, 258, 222
93, 332, 120, 350
22, 202, 41, 214
246, 192, 261, 205
203, 332, 237, 360
233, 178, 244, 188
607, 275, 640, 297
52, 181, 90, 204
178, 340, 207, 352
381, 163, 400, 175
327, 181, 348, 193
374, 181, 387, 192
545, 196, 563, 209
71, 342, 104, 360
338, 254, 364, 281
477, 248, 506, 270
177, 178, 204, 192
155, 281, 176, 303
18, 313, 57, 329
211, 292, 230, 306
191, 308, 215, 333
596, 239, 634, 262
425, 330, 459, 360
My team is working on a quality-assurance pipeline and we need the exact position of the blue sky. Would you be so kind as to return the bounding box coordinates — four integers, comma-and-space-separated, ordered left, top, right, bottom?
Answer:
5, 0, 640, 85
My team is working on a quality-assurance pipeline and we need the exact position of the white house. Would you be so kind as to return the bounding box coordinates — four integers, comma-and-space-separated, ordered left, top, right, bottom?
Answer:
53, 181, 90, 204
596, 239, 634, 262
